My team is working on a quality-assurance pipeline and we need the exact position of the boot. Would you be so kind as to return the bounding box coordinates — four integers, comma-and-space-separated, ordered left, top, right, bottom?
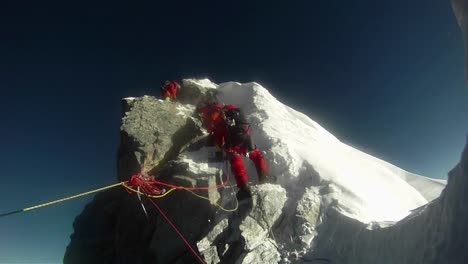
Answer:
236, 184, 252, 201
258, 171, 267, 184
258, 171, 277, 184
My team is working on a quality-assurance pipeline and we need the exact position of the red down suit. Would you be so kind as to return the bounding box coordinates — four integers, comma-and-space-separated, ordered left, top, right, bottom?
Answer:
197, 102, 267, 188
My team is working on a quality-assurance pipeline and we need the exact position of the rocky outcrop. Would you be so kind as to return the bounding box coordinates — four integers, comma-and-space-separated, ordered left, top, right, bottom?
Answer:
198, 184, 287, 264
64, 80, 289, 264
117, 95, 202, 181
177, 79, 219, 106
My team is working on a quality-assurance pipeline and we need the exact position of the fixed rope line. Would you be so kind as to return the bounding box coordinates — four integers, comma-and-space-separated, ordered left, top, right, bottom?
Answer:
1, 168, 239, 218
179, 160, 238, 212
122, 182, 177, 198
182, 187, 238, 212
122, 179, 238, 212
1, 179, 237, 218
0, 182, 124, 218
121, 161, 239, 212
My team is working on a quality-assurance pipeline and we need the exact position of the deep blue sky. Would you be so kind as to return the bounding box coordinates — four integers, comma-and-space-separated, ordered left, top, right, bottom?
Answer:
0, 1, 466, 263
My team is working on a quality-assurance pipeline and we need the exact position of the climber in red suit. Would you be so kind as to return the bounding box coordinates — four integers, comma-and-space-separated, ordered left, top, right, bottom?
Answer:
197, 102, 270, 199
160, 80, 180, 101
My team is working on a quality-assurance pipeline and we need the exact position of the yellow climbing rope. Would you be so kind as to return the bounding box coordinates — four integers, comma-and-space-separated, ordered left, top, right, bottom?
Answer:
121, 182, 177, 198
1, 176, 238, 218
24, 182, 125, 211
0, 182, 124, 217
122, 182, 238, 212
182, 187, 239, 212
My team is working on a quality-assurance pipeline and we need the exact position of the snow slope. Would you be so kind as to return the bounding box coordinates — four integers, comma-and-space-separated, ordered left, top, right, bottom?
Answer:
193, 79, 447, 223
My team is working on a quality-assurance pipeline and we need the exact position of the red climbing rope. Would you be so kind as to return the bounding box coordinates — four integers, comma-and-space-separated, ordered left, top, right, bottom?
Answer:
126, 168, 230, 193
148, 198, 206, 264
126, 174, 166, 195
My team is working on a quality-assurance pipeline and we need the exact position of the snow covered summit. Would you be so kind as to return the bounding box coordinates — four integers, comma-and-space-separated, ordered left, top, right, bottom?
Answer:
203, 79, 445, 223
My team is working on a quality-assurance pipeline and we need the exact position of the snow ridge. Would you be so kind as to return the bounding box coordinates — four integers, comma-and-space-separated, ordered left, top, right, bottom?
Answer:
201, 79, 445, 223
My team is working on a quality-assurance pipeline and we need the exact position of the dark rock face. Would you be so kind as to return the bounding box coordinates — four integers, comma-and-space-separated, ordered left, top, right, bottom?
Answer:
434, 137, 468, 263
451, 0, 468, 80
306, 138, 468, 264
63, 188, 159, 263
63, 185, 220, 263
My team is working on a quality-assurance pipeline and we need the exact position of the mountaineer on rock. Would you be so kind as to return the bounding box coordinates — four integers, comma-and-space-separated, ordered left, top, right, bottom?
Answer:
160, 80, 180, 101
197, 102, 270, 200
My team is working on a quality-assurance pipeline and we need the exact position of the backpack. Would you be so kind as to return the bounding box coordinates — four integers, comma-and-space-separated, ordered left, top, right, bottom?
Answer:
224, 108, 250, 145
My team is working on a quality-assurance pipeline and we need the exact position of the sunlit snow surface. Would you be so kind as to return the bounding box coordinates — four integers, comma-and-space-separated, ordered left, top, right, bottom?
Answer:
192, 79, 445, 223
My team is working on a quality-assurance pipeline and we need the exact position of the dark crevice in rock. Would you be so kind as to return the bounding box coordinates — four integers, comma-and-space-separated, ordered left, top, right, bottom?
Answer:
148, 118, 203, 176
